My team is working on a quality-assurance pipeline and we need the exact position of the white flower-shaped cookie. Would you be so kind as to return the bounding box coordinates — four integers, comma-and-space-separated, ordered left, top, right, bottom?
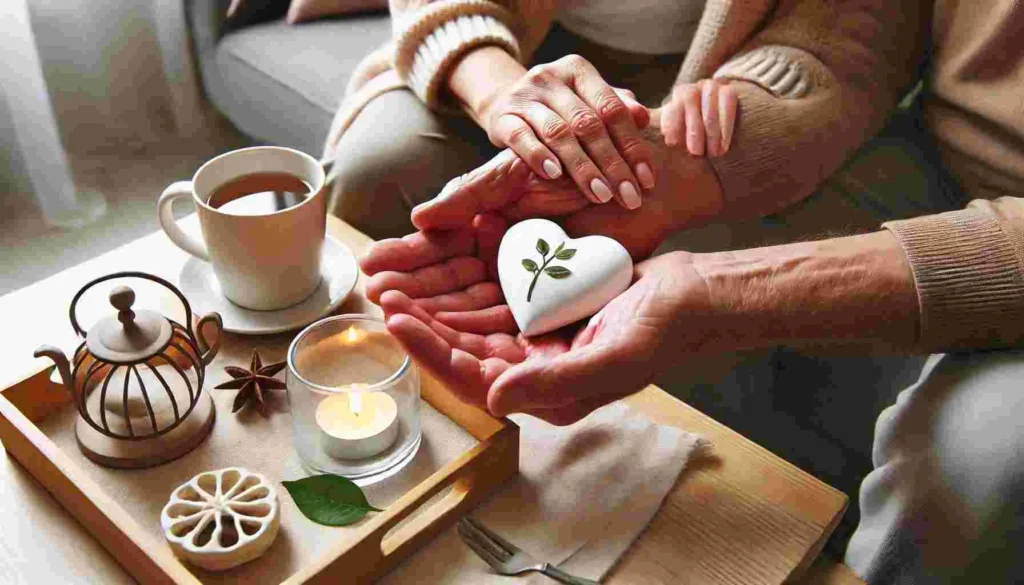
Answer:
160, 467, 280, 571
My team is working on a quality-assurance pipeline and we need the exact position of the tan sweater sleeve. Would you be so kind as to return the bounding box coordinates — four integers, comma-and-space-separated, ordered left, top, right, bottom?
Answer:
884, 198, 1024, 351
706, 0, 932, 219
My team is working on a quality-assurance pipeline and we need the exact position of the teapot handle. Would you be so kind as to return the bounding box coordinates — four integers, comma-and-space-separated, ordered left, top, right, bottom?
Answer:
70, 272, 196, 337
195, 312, 223, 365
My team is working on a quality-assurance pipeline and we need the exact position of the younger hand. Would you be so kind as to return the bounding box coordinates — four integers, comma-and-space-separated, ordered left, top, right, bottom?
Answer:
477, 55, 654, 209
661, 79, 737, 157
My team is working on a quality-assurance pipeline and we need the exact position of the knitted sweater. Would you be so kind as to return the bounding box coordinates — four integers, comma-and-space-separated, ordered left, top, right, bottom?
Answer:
329, 0, 1024, 352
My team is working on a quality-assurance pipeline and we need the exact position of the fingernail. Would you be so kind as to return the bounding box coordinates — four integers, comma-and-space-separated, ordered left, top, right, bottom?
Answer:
542, 159, 562, 179
619, 181, 641, 209
635, 163, 655, 189
590, 178, 614, 203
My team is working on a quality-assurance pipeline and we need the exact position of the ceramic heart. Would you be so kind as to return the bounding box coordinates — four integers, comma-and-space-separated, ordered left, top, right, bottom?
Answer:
498, 219, 633, 337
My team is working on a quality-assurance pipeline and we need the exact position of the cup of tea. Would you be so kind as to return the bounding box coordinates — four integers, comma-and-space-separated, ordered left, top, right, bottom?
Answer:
157, 146, 327, 311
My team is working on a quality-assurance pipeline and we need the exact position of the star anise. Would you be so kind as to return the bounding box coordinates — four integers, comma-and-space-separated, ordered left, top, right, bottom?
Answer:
214, 350, 287, 417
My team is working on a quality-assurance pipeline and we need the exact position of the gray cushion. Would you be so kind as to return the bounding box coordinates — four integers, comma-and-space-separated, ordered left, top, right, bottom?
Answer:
198, 13, 391, 156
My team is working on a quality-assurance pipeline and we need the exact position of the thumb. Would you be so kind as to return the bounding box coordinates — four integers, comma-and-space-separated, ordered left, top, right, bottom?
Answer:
411, 149, 532, 231
487, 342, 651, 417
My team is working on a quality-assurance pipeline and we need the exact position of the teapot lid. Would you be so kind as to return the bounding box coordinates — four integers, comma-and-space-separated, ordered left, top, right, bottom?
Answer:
86, 286, 172, 364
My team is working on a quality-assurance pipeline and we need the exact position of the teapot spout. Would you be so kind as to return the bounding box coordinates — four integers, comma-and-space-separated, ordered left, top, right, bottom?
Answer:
34, 345, 73, 392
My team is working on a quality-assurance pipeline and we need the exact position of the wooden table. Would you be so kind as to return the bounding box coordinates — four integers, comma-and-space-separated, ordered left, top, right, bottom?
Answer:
0, 217, 860, 584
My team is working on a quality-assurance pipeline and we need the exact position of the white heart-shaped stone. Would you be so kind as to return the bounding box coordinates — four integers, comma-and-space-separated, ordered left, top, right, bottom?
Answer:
498, 219, 633, 337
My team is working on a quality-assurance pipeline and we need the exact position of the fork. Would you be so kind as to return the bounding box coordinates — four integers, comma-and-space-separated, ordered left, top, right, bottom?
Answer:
457, 516, 600, 584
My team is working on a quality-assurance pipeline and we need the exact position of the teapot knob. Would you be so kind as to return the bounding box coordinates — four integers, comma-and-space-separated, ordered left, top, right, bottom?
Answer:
110, 286, 136, 324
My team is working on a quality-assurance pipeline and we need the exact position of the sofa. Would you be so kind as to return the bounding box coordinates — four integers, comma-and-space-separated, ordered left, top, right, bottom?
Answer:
187, 0, 391, 156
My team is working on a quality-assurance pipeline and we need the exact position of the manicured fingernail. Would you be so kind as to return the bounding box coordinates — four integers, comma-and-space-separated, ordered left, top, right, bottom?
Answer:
590, 178, 614, 203
635, 163, 655, 189
619, 181, 641, 209
542, 159, 562, 179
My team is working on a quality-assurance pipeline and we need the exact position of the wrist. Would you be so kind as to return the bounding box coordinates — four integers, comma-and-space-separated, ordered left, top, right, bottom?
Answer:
448, 45, 525, 122
690, 231, 919, 350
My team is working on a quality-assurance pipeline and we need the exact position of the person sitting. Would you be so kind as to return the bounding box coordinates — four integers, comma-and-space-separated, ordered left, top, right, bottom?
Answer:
320, 0, 764, 240
358, 0, 1024, 582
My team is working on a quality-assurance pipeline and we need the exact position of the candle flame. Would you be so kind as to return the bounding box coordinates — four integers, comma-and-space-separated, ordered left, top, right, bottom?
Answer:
350, 391, 362, 416
342, 326, 367, 345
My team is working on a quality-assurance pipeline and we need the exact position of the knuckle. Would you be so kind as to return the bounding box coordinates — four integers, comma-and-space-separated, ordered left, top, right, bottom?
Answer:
560, 54, 587, 71
541, 117, 572, 142
569, 110, 604, 138
505, 123, 535, 145
524, 65, 552, 86
617, 137, 649, 160
595, 94, 628, 122
601, 158, 630, 177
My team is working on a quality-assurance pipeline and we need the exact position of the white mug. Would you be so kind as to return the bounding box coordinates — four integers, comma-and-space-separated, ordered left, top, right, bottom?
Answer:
158, 147, 327, 311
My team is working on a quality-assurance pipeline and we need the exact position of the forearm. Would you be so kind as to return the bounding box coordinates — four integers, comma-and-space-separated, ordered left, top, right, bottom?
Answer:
447, 46, 526, 124
692, 230, 919, 351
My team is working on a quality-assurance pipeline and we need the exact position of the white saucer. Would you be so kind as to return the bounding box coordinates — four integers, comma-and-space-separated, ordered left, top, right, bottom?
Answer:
178, 236, 359, 335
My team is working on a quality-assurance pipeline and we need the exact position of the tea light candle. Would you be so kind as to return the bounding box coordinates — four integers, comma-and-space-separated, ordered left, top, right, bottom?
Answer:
316, 384, 399, 460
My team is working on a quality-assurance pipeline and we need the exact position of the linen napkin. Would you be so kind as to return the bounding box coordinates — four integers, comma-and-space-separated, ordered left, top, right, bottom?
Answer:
383, 401, 707, 583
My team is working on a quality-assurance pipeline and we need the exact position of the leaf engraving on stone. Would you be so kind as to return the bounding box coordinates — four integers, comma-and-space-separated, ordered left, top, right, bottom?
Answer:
523, 239, 575, 302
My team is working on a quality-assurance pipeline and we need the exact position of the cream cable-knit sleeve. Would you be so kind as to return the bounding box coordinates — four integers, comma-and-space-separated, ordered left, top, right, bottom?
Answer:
392, 0, 522, 109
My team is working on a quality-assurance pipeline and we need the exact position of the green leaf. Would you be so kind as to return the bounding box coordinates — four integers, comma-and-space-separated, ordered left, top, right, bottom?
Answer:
553, 241, 565, 255
536, 238, 549, 256
522, 258, 538, 272
554, 248, 577, 260
282, 474, 382, 527
544, 265, 572, 279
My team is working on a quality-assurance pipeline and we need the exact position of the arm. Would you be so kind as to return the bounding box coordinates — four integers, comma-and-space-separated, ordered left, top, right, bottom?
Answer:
705, 0, 932, 219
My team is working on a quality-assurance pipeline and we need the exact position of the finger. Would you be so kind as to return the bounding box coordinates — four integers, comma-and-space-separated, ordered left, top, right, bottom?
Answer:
366, 256, 487, 303
385, 313, 492, 408
523, 389, 635, 426
413, 282, 504, 314
661, 88, 686, 148
680, 82, 705, 156
360, 227, 476, 276
702, 80, 723, 157
491, 114, 563, 180
381, 291, 524, 362
718, 83, 737, 154
544, 82, 644, 208
514, 102, 610, 205
613, 87, 650, 130
411, 149, 534, 230
474, 213, 507, 281
435, 305, 519, 335
488, 341, 651, 416
563, 58, 653, 192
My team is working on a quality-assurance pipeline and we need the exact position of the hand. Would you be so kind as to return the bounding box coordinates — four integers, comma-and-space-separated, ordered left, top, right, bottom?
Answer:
362, 219, 713, 424
408, 120, 724, 259
471, 54, 655, 209
661, 79, 737, 157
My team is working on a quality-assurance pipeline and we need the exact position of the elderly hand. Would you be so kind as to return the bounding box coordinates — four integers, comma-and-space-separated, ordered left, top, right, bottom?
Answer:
361, 216, 714, 424
409, 119, 723, 259
468, 54, 656, 210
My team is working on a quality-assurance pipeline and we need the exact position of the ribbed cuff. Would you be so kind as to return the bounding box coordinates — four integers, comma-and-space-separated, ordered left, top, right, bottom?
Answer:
884, 209, 1024, 350
393, 1, 521, 109
713, 45, 813, 99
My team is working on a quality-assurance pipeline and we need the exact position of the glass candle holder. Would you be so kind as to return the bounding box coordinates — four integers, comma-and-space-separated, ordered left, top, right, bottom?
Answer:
287, 315, 421, 485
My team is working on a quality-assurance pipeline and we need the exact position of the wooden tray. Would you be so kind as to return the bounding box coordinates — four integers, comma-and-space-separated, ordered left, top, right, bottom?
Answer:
0, 361, 519, 584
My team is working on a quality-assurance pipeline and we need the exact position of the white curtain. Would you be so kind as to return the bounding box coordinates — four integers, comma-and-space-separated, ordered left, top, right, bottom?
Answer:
0, 0, 104, 227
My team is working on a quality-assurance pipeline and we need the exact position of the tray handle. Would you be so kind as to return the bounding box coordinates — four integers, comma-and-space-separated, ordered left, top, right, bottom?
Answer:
296, 423, 519, 584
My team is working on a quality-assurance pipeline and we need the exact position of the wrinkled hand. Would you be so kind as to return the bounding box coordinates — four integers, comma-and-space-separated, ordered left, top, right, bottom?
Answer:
477, 55, 654, 209
410, 120, 723, 259
361, 217, 713, 425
